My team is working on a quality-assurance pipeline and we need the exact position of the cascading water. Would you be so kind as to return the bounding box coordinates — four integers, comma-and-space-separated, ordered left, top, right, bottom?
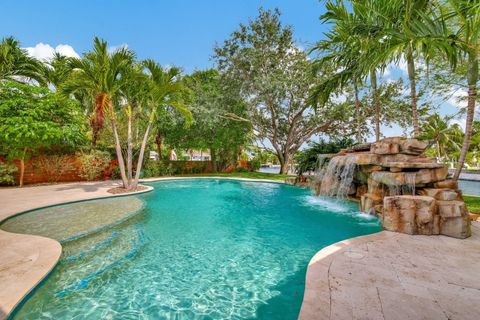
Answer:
387, 172, 417, 196
317, 156, 357, 199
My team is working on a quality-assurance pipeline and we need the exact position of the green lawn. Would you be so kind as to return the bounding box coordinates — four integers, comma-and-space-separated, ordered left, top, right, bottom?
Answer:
181, 171, 293, 181
464, 195, 480, 214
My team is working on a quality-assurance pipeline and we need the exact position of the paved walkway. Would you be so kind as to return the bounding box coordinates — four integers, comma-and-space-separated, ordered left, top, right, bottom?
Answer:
300, 222, 480, 320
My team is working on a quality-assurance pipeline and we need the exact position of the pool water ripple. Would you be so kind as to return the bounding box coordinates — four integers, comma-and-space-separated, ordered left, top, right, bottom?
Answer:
9, 179, 380, 319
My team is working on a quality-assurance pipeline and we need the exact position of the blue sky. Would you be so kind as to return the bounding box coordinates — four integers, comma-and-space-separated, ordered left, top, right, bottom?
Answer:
0, 0, 328, 72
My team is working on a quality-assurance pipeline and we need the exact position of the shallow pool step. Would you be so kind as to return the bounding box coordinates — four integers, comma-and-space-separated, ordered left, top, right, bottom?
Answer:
61, 230, 119, 262
55, 224, 146, 297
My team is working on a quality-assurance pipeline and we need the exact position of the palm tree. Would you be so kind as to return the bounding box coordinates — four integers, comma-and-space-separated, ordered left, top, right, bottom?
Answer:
0, 36, 44, 84
419, 113, 461, 161
63, 37, 135, 187
41, 52, 72, 89
313, 0, 387, 142
63, 37, 134, 147
128, 60, 191, 190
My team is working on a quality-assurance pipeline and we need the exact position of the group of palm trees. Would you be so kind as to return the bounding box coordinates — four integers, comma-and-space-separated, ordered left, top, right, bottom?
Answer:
0, 36, 190, 190
312, 0, 479, 180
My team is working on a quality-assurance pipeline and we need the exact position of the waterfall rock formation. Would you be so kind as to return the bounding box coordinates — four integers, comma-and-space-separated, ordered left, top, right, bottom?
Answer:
312, 137, 471, 239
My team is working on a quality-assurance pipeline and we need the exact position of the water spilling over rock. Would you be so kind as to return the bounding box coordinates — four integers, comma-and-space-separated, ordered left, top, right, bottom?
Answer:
308, 137, 471, 239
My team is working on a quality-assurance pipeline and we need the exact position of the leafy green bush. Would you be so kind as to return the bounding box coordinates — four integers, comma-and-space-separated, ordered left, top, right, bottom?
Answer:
295, 138, 354, 175
0, 162, 18, 185
249, 158, 261, 170
78, 150, 111, 181
36, 155, 74, 182
143, 160, 172, 178
235, 166, 249, 172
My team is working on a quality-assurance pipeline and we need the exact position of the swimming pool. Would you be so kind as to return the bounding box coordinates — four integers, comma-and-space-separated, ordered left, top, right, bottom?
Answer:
4, 179, 380, 319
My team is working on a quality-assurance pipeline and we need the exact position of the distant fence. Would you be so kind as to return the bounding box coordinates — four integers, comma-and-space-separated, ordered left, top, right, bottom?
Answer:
1, 155, 254, 186
0, 155, 116, 186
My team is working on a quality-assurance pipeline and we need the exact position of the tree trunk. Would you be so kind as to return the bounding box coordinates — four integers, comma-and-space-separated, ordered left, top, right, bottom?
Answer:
110, 118, 129, 188
453, 86, 476, 180
19, 147, 26, 187
371, 71, 380, 142
126, 106, 133, 186
354, 82, 361, 143
279, 153, 289, 174
155, 130, 163, 162
210, 148, 217, 173
407, 49, 419, 137
453, 54, 478, 181
131, 118, 153, 190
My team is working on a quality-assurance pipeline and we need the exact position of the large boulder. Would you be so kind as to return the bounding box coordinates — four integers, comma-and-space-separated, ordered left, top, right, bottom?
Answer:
415, 167, 448, 184
383, 196, 438, 235
398, 138, 429, 155
371, 141, 400, 155
418, 188, 459, 201
434, 179, 459, 189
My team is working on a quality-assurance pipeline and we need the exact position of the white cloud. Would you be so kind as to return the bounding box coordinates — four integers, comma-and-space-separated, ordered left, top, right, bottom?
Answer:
24, 42, 79, 61
108, 43, 128, 53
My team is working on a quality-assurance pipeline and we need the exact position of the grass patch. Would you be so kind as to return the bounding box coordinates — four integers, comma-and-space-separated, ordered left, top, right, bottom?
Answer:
464, 195, 480, 214
181, 171, 293, 181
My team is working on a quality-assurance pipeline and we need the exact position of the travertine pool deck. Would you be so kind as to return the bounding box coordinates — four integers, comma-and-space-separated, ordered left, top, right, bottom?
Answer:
300, 222, 480, 320
1, 179, 479, 320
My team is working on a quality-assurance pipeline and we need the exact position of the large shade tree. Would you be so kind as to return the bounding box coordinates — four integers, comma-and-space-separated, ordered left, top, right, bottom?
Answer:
215, 8, 346, 173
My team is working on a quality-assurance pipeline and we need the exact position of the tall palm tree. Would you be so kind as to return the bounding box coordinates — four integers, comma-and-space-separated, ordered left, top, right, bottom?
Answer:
313, 0, 387, 141
445, 0, 480, 180
41, 52, 72, 89
63, 37, 135, 187
128, 60, 191, 190
0, 36, 44, 84
63, 37, 134, 147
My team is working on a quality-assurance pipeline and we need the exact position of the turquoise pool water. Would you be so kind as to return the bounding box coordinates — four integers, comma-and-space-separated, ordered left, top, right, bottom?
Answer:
10, 179, 380, 319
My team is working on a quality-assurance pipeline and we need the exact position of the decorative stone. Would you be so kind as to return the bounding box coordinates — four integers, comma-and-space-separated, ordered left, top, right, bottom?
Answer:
440, 215, 471, 239
437, 200, 467, 218
361, 193, 383, 214
418, 188, 459, 201
470, 213, 479, 221
350, 153, 379, 165
389, 167, 402, 173
355, 184, 367, 198
382, 162, 443, 169
361, 165, 384, 173
383, 196, 438, 235
371, 141, 400, 155
398, 139, 429, 155
434, 179, 459, 190
415, 167, 448, 184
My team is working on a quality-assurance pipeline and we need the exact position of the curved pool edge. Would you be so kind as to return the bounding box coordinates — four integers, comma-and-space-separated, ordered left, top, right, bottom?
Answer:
0, 184, 154, 320
297, 230, 388, 320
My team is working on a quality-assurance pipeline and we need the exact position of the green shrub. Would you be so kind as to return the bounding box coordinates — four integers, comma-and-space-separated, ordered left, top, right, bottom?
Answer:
36, 154, 74, 182
249, 158, 261, 170
78, 150, 111, 181
143, 160, 172, 178
0, 162, 18, 185
235, 166, 249, 172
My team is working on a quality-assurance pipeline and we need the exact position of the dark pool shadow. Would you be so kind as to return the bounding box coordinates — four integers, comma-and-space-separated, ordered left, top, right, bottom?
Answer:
253, 267, 308, 320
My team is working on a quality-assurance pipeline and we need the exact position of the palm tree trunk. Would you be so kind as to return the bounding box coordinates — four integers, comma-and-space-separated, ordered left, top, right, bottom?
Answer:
407, 49, 419, 137
371, 71, 380, 141
131, 118, 153, 190
19, 147, 27, 187
155, 130, 163, 162
453, 55, 478, 181
354, 82, 361, 143
126, 106, 133, 185
110, 118, 129, 188
453, 86, 476, 180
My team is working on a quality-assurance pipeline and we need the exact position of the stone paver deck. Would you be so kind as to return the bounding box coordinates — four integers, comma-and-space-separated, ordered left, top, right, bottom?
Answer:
299, 222, 480, 320
0, 180, 151, 319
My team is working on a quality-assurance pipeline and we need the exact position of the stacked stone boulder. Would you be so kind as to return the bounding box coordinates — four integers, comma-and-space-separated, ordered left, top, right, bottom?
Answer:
313, 137, 471, 239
